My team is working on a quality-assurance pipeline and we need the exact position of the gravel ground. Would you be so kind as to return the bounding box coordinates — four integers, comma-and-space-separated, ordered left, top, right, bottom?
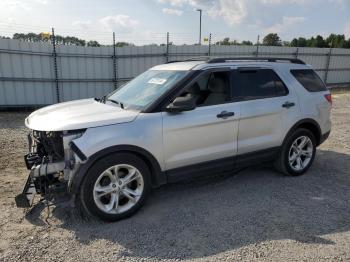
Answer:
0, 92, 350, 262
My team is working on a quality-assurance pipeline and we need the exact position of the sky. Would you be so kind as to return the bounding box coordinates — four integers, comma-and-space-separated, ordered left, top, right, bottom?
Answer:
0, 0, 349, 45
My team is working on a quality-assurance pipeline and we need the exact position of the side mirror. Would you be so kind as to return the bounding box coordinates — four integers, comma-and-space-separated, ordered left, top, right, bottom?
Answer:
165, 95, 196, 113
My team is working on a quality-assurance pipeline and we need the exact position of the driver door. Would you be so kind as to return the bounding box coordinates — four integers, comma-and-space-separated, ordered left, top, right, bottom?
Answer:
161, 69, 240, 180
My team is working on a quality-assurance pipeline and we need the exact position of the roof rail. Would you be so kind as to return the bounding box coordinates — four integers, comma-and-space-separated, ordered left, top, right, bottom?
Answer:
166, 57, 210, 64
207, 57, 305, 65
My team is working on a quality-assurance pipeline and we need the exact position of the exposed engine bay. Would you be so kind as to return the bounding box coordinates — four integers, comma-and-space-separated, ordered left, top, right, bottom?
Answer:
25, 131, 64, 169
15, 130, 84, 208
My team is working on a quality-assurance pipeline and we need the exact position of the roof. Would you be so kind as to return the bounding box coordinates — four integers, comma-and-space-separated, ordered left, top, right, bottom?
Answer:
150, 57, 311, 71
151, 61, 204, 71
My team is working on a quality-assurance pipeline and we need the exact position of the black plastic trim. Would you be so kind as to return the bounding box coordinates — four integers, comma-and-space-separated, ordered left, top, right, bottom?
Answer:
166, 156, 235, 183
208, 57, 305, 64
69, 141, 87, 161
69, 145, 164, 196
166, 147, 280, 183
320, 130, 331, 145
283, 118, 322, 146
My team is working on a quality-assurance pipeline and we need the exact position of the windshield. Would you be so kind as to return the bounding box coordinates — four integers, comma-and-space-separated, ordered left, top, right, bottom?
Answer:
107, 70, 188, 110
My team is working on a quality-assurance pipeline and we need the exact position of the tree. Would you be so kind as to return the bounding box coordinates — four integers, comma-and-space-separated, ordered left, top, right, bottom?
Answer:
115, 42, 134, 47
290, 38, 298, 47
290, 37, 307, 47
241, 40, 253, 46
297, 37, 307, 47
314, 35, 327, 47
262, 33, 282, 46
87, 40, 101, 47
326, 34, 347, 48
216, 37, 231, 45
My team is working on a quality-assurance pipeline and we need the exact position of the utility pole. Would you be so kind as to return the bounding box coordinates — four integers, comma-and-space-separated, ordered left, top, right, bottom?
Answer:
196, 9, 202, 45
256, 35, 260, 57
112, 32, 117, 90
51, 27, 60, 103
166, 32, 170, 62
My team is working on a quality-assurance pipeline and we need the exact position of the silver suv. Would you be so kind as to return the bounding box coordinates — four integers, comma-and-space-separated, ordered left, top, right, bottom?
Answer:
16, 57, 332, 221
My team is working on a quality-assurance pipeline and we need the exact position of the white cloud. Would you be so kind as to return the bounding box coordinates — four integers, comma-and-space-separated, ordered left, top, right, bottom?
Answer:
99, 15, 139, 33
34, 0, 48, 4
345, 22, 350, 38
0, 0, 31, 10
264, 16, 306, 33
157, 0, 188, 7
158, 0, 247, 25
0, 0, 49, 10
208, 0, 247, 25
72, 20, 92, 29
261, 0, 308, 4
162, 8, 183, 15
157, 0, 346, 28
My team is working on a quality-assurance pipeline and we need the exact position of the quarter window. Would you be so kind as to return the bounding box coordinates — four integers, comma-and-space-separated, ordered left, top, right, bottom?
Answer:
236, 69, 288, 100
290, 69, 327, 92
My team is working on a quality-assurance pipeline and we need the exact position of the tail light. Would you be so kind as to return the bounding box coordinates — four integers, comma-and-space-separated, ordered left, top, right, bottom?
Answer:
324, 94, 332, 105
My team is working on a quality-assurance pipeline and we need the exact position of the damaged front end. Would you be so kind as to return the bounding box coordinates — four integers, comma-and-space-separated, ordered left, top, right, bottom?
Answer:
15, 129, 85, 208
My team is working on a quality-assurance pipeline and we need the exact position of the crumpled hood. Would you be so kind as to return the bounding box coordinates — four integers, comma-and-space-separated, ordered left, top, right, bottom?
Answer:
25, 99, 139, 131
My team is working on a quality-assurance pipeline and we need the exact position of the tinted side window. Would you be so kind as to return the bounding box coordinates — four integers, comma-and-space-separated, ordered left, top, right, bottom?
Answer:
179, 71, 231, 107
291, 69, 327, 92
236, 69, 288, 99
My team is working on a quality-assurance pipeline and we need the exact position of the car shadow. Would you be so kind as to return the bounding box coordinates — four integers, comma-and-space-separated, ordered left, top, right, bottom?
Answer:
27, 149, 350, 260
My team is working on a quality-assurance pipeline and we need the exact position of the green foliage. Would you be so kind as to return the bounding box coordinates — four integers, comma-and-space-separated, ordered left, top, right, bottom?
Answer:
87, 40, 101, 47
241, 40, 253, 46
214, 33, 350, 48
290, 34, 350, 48
262, 33, 282, 46
5, 32, 350, 49
215, 37, 252, 46
12, 32, 100, 47
115, 42, 134, 47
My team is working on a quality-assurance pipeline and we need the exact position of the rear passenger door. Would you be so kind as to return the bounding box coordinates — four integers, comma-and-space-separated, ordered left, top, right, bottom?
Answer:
233, 67, 299, 155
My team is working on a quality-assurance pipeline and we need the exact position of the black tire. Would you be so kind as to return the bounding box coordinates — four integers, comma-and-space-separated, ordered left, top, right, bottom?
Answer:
79, 153, 151, 222
274, 128, 316, 176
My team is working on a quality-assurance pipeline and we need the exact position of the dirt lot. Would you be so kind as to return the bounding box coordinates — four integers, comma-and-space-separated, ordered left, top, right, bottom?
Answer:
0, 92, 350, 262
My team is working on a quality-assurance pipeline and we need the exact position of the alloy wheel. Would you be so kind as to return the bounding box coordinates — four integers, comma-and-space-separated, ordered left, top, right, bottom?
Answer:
288, 135, 314, 172
93, 164, 144, 214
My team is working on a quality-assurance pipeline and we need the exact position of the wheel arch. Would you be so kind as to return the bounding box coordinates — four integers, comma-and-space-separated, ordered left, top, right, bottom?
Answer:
69, 145, 165, 198
283, 118, 322, 146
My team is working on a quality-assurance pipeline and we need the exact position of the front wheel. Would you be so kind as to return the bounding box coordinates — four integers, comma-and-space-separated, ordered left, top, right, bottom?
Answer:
79, 153, 151, 221
275, 128, 316, 176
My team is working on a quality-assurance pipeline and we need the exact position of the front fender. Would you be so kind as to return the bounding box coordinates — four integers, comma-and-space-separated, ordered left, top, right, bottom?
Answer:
68, 145, 165, 199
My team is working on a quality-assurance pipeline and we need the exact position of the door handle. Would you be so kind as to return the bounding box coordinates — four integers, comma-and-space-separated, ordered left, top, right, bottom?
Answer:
217, 111, 235, 119
282, 101, 295, 109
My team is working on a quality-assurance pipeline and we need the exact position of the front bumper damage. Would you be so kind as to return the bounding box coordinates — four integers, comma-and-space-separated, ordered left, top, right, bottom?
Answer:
15, 130, 84, 208
15, 161, 65, 207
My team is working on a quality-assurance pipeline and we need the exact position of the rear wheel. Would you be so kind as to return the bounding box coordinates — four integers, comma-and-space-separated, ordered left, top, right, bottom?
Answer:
79, 153, 151, 221
275, 128, 316, 176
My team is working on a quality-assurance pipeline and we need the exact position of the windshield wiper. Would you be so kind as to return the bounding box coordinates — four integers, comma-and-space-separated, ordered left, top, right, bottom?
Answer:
95, 95, 107, 103
106, 98, 124, 109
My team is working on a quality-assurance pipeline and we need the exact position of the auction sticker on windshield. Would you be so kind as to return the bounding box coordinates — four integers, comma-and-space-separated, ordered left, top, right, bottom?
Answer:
148, 78, 167, 85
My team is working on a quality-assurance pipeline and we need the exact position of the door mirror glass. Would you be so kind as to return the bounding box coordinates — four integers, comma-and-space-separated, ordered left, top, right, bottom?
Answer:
165, 96, 196, 112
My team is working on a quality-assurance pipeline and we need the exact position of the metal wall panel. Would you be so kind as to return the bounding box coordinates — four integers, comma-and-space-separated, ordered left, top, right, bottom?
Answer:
0, 38, 349, 107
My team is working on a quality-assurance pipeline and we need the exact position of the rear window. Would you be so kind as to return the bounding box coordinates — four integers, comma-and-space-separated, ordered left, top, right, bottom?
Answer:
290, 69, 327, 92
